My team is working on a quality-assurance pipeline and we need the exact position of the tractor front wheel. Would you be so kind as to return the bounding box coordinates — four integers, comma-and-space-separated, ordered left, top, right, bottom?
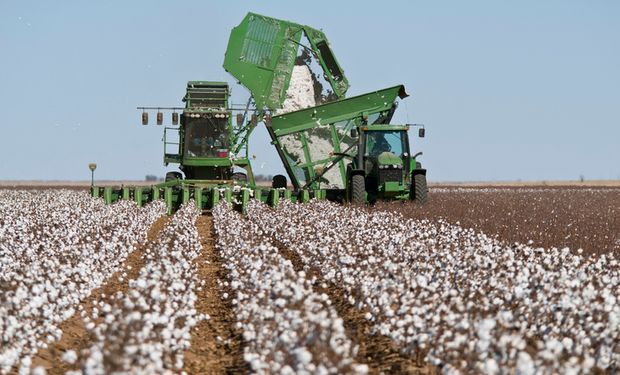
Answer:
411, 173, 428, 204
351, 174, 365, 204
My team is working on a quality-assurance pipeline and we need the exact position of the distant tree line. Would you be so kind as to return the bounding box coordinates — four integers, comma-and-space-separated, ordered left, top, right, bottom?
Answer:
145, 175, 164, 182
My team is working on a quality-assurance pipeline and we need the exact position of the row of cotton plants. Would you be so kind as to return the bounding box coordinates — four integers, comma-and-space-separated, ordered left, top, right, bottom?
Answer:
245, 200, 620, 374
0, 190, 165, 374
212, 203, 367, 374
73, 203, 205, 374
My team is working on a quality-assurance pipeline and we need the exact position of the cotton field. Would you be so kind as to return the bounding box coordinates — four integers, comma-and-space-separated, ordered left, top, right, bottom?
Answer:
0, 188, 619, 374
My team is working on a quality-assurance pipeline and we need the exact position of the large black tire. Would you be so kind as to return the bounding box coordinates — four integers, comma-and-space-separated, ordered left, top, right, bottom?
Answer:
411, 173, 428, 204
351, 174, 365, 204
272, 174, 287, 188
165, 171, 183, 182
231, 172, 248, 182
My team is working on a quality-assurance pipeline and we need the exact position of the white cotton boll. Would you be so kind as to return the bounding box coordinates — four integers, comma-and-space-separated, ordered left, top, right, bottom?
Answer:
545, 338, 563, 356
516, 352, 535, 375
416, 275, 428, 289
61, 350, 78, 364
582, 355, 595, 371
483, 358, 499, 374
294, 347, 313, 365
596, 346, 611, 369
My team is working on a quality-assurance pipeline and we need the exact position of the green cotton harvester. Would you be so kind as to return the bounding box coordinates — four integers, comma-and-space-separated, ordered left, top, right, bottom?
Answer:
92, 12, 428, 213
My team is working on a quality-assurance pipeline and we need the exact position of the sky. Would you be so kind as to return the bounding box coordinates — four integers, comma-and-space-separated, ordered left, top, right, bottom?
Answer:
1, 0, 618, 182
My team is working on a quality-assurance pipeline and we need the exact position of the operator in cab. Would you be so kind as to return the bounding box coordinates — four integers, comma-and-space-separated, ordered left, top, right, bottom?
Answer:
369, 132, 392, 156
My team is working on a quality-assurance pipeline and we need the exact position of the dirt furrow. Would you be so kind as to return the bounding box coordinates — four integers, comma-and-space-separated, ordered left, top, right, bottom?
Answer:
30, 215, 169, 374
183, 215, 247, 374
273, 238, 435, 375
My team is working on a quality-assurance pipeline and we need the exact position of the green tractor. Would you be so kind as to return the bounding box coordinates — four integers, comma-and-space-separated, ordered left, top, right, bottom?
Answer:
348, 124, 427, 204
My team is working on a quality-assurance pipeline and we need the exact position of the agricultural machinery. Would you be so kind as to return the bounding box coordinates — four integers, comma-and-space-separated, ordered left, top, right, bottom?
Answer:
92, 12, 427, 213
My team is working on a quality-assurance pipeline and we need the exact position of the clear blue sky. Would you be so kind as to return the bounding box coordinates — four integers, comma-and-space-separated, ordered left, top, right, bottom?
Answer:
1, 0, 618, 182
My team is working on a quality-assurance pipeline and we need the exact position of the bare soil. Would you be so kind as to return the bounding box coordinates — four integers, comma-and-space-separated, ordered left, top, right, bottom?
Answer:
30, 215, 170, 374
183, 215, 247, 374
377, 186, 620, 256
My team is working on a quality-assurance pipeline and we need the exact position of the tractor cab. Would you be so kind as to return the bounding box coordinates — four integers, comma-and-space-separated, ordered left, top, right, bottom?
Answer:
175, 82, 234, 180
358, 126, 411, 201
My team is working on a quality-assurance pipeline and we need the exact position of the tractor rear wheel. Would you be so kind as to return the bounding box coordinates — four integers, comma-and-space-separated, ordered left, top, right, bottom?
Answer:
351, 174, 365, 204
411, 173, 428, 204
165, 172, 183, 182
272, 174, 287, 188
231, 172, 248, 182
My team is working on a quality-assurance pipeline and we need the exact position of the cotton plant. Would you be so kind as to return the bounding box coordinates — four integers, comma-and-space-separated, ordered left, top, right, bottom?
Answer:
213, 203, 367, 374
246, 200, 620, 374
76, 203, 206, 374
0, 190, 165, 374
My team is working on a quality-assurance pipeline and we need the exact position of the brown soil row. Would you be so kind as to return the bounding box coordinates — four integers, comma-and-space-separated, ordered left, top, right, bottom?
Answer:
430, 180, 620, 187
30, 215, 170, 374
183, 215, 247, 374
273, 238, 435, 375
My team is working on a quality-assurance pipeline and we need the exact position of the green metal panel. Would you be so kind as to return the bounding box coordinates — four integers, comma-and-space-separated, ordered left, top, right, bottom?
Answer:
122, 187, 130, 200
195, 187, 203, 210
104, 187, 113, 204
300, 189, 310, 203
211, 189, 220, 208
165, 187, 173, 215
223, 12, 349, 111
254, 188, 262, 201
267, 85, 407, 189
135, 188, 144, 207
268, 189, 279, 207
182, 157, 234, 167
241, 189, 250, 210
182, 188, 190, 204
383, 181, 402, 193
271, 85, 407, 135
364, 124, 410, 131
